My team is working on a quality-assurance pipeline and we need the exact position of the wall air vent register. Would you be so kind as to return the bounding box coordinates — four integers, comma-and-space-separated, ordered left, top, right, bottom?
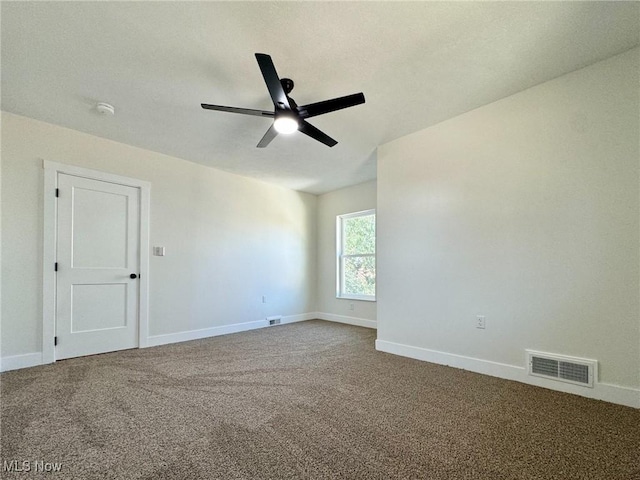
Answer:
526, 350, 596, 388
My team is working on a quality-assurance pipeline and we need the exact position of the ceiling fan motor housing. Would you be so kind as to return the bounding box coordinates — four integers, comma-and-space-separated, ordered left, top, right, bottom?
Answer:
280, 78, 294, 94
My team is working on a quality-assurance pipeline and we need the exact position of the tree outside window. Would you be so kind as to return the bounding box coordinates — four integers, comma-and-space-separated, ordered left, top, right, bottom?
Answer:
337, 210, 375, 300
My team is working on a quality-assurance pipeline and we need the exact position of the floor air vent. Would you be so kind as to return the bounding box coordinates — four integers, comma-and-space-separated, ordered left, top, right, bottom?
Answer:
526, 350, 596, 388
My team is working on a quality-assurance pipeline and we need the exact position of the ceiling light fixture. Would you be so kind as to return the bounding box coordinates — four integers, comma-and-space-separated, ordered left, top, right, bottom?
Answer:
273, 115, 298, 134
96, 102, 115, 116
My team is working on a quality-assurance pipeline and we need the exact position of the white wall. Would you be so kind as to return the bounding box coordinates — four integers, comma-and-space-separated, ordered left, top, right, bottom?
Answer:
377, 48, 639, 406
316, 181, 377, 327
0, 113, 3, 370
1, 112, 317, 361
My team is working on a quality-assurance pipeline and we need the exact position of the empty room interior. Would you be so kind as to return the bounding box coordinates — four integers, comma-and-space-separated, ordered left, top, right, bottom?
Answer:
1, 2, 639, 479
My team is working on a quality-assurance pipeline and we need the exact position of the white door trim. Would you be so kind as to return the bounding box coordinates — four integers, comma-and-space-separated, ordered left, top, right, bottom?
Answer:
42, 160, 151, 364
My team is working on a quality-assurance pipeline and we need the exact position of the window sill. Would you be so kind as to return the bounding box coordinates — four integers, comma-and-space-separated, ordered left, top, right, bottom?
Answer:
337, 295, 376, 302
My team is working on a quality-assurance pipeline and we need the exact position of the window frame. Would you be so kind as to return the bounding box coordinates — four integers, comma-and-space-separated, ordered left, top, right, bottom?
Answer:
336, 209, 376, 302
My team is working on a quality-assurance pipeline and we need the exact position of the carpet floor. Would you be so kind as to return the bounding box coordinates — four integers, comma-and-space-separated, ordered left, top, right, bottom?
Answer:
1, 320, 639, 479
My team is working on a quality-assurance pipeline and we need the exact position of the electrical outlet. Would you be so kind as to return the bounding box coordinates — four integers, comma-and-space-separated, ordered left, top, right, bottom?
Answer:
476, 315, 486, 329
349, 303, 355, 311
262, 295, 267, 304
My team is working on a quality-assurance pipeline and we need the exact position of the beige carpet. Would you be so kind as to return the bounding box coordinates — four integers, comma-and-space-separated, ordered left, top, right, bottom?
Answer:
1, 320, 639, 479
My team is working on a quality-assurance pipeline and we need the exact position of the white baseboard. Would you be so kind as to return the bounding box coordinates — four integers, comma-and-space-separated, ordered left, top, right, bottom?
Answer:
280, 312, 316, 325
316, 312, 377, 329
1, 352, 43, 372
146, 320, 265, 347
375, 339, 640, 409
146, 313, 315, 348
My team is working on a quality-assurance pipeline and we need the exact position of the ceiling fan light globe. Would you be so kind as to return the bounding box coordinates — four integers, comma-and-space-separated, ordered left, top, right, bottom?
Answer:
274, 116, 299, 134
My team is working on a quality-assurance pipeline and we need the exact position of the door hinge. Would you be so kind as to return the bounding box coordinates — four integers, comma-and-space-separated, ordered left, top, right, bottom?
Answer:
55, 188, 59, 197
54, 336, 58, 346
54, 262, 58, 272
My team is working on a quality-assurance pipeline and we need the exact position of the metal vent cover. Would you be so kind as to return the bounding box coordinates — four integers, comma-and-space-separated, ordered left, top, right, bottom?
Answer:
527, 350, 596, 388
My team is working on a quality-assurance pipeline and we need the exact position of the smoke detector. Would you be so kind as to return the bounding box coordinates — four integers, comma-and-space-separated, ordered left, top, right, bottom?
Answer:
96, 102, 115, 116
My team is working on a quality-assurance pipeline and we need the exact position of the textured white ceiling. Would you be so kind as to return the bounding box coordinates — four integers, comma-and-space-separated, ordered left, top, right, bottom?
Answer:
2, 2, 638, 194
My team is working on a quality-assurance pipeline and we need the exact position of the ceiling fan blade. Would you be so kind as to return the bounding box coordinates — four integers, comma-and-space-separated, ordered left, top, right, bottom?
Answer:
201, 104, 274, 117
255, 53, 291, 110
257, 124, 278, 148
298, 120, 338, 147
297, 93, 365, 119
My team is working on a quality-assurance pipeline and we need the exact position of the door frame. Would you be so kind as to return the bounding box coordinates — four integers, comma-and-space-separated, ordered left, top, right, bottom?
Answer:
42, 160, 151, 364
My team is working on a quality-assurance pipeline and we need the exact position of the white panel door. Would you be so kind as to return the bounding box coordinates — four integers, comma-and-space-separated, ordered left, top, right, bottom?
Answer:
56, 173, 140, 359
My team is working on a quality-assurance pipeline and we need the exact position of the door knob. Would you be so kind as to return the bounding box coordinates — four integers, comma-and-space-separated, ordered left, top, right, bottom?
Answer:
130, 273, 138, 279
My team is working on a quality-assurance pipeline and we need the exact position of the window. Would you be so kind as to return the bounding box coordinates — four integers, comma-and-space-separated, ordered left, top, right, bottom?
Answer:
337, 209, 376, 301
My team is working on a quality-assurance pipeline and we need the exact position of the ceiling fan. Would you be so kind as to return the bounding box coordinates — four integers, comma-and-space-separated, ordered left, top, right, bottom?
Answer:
201, 53, 365, 148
